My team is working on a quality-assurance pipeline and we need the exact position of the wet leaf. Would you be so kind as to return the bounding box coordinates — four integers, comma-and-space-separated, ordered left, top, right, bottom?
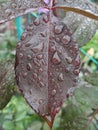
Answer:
15, 13, 80, 129
63, 12, 98, 47
0, 0, 98, 24
0, 0, 48, 24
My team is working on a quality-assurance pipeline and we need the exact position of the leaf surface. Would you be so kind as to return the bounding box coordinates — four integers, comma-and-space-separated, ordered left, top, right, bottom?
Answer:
0, 0, 48, 24
0, 0, 98, 24
15, 13, 80, 128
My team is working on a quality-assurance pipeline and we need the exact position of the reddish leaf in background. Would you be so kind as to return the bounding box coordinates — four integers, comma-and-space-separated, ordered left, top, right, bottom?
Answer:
15, 13, 80, 129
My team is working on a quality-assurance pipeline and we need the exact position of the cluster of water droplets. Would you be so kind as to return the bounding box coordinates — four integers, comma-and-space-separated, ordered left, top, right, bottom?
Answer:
0, 0, 50, 23
0, 0, 98, 23
15, 13, 80, 119
47, 18, 81, 118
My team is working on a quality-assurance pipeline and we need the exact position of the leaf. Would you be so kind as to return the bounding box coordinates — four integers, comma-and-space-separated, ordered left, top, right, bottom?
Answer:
1, 0, 98, 24
84, 72, 98, 86
62, 12, 98, 47
15, 13, 80, 129
54, 0, 98, 21
0, 0, 48, 24
58, 80, 98, 130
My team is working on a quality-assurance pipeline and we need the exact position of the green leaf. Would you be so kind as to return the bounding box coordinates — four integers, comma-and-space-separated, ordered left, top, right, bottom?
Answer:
3, 121, 14, 130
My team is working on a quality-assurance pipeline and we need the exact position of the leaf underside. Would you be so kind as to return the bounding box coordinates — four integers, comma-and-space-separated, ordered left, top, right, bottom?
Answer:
15, 13, 80, 128
0, 0, 98, 24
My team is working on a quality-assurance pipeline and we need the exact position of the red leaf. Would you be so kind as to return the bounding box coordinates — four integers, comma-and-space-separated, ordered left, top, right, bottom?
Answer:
15, 13, 80, 129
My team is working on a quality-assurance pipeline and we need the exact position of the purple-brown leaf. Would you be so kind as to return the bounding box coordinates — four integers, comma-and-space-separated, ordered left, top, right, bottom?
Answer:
0, 0, 98, 24
15, 13, 80, 128
0, 0, 48, 24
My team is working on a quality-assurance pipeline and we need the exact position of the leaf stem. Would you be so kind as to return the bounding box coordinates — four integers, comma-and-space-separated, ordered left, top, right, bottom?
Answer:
53, 6, 98, 21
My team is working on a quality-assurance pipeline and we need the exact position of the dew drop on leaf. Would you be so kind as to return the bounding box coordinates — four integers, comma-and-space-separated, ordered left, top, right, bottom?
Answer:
61, 35, 71, 45
52, 52, 61, 65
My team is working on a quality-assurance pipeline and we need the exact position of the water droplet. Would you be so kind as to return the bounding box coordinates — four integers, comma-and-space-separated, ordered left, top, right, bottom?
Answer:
53, 107, 60, 115
55, 37, 60, 43
44, 0, 50, 4
52, 89, 57, 96
38, 68, 43, 74
29, 89, 32, 94
61, 35, 71, 45
5, 9, 12, 16
33, 73, 37, 80
39, 99, 44, 104
73, 45, 79, 53
28, 32, 33, 36
53, 102, 56, 106
19, 53, 23, 58
21, 32, 27, 40
41, 59, 47, 66
52, 52, 61, 65
37, 0, 42, 2
39, 81, 45, 87
33, 18, 40, 26
27, 63, 32, 71
43, 15, 49, 23
51, 79, 55, 83
11, 3, 17, 8
74, 56, 80, 67
73, 69, 80, 75
58, 73, 64, 81
36, 54, 43, 60
25, 43, 32, 47
17, 42, 22, 49
31, 43, 43, 53
27, 26, 34, 31
27, 55, 32, 60
59, 88, 63, 93
73, 78, 77, 82
66, 56, 72, 64
33, 58, 41, 67
40, 31, 47, 37
54, 25, 63, 34
65, 68, 70, 73
22, 72, 27, 78
50, 45, 56, 52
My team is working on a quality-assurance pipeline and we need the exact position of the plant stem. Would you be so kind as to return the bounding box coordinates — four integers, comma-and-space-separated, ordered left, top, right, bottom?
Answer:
40, 122, 44, 130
